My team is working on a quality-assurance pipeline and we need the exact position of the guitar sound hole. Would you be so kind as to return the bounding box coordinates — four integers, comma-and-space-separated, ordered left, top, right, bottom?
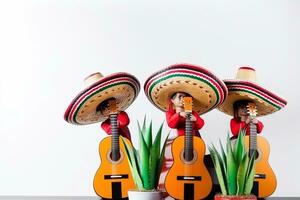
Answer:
110, 152, 121, 161
184, 151, 194, 162
249, 150, 259, 160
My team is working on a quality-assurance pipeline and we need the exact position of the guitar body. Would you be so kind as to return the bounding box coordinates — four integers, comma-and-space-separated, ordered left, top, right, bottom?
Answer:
93, 136, 135, 199
165, 136, 212, 200
244, 135, 277, 198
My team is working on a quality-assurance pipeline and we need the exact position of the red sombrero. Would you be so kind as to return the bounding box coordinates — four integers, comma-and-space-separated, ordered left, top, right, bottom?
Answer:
64, 72, 140, 125
218, 67, 287, 117
144, 63, 228, 114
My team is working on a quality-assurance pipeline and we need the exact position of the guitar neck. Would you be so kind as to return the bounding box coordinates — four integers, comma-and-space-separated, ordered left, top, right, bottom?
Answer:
110, 114, 120, 161
249, 118, 257, 158
184, 112, 193, 161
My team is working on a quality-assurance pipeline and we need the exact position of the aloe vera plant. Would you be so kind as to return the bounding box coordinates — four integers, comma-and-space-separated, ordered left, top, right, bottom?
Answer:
122, 117, 169, 191
209, 130, 256, 196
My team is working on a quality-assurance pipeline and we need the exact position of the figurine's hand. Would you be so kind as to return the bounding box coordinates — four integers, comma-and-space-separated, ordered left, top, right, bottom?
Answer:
179, 112, 187, 118
190, 115, 196, 121
245, 117, 251, 124
252, 118, 258, 124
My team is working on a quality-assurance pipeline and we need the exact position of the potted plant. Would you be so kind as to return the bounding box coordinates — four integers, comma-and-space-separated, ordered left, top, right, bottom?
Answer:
208, 130, 257, 200
122, 118, 169, 200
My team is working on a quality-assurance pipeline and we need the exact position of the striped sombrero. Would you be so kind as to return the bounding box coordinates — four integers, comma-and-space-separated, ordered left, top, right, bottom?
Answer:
64, 72, 140, 125
218, 67, 287, 117
144, 63, 228, 115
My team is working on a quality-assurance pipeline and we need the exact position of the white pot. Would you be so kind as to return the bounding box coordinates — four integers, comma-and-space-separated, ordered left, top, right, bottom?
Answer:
128, 190, 162, 200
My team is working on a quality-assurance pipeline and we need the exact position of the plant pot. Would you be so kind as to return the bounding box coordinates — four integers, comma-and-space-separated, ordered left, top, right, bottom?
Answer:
128, 190, 162, 200
214, 194, 257, 200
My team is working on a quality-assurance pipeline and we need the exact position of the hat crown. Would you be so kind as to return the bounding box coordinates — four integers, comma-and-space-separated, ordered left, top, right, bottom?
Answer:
235, 67, 257, 82
84, 72, 103, 86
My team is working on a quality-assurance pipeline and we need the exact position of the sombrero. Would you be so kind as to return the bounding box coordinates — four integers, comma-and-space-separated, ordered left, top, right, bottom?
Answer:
64, 72, 140, 125
218, 67, 287, 117
144, 63, 228, 114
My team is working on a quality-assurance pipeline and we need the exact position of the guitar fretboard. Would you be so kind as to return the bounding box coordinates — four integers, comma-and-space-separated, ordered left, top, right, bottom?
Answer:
249, 120, 257, 158
110, 114, 120, 161
184, 112, 193, 161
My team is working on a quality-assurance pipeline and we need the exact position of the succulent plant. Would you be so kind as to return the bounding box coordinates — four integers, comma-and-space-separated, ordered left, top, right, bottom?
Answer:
208, 130, 256, 196
122, 117, 169, 191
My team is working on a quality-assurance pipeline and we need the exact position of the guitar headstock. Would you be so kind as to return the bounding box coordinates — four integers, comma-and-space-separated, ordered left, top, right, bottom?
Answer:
108, 99, 118, 114
183, 97, 193, 113
246, 102, 257, 118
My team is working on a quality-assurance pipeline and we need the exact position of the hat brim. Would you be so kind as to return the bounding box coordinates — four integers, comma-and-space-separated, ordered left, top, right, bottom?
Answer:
144, 63, 228, 114
218, 80, 287, 117
64, 72, 140, 125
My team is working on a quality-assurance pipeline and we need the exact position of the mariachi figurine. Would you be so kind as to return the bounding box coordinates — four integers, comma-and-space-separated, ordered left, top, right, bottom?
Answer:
64, 72, 140, 199
144, 63, 228, 199
218, 66, 287, 198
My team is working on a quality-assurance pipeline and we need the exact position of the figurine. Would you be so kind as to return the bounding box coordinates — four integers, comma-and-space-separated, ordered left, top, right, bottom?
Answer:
64, 71, 140, 199
218, 66, 287, 198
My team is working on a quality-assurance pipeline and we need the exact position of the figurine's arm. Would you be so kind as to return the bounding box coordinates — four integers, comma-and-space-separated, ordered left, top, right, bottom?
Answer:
118, 111, 130, 128
101, 119, 112, 134
166, 111, 181, 128
192, 111, 205, 130
230, 118, 246, 137
256, 120, 264, 134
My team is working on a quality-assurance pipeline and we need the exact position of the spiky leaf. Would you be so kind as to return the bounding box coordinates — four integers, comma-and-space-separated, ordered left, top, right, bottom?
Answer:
139, 128, 150, 189
244, 154, 256, 195
148, 123, 163, 188
236, 152, 249, 195
209, 146, 227, 195
121, 137, 144, 190
144, 121, 153, 149
226, 135, 237, 195
235, 130, 245, 166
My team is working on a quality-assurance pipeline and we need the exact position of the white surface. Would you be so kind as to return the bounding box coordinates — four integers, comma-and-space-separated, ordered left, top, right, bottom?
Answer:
0, 0, 299, 197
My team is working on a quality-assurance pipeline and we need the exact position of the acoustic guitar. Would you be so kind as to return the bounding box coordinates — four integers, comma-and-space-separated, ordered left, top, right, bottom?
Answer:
244, 102, 277, 198
93, 99, 135, 199
165, 97, 212, 200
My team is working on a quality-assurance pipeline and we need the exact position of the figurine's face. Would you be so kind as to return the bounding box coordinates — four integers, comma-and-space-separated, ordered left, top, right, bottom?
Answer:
101, 107, 110, 116
238, 104, 248, 117
171, 92, 188, 108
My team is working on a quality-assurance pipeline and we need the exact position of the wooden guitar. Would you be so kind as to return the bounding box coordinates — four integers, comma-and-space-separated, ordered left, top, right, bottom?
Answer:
244, 102, 277, 198
165, 97, 212, 200
93, 99, 135, 199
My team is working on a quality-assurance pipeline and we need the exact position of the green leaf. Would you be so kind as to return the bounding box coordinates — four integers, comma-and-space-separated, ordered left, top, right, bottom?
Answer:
144, 121, 153, 149
149, 123, 163, 188
219, 139, 227, 171
121, 137, 144, 190
236, 153, 249, 195
212, 144, 227, 190
209, 146, 227, 195
244, 154, 256, 195
235, 131, 245, 166
226, 135, 237, 195
139, 128, 150, 189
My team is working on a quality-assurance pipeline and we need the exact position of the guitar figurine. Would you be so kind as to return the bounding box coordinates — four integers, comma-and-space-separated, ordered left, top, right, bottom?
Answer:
244, 102, 277, 198
165, 97, 212, 200
93, 99, 135, 199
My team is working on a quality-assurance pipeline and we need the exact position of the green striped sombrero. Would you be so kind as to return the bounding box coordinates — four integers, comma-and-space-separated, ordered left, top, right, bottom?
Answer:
218, 67, 287, 117
64, 72, 140, 125
144, 63, 228, 114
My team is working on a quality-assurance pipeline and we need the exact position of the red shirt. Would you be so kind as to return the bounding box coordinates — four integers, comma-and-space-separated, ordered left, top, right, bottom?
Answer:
101, 111, 131, 140
230, 118, 264, 138
166, 102, 205, 137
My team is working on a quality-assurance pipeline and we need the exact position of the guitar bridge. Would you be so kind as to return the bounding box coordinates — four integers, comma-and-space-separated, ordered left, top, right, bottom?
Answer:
104, 174, 129, 179
254, 174, 266, 179
177, 176, 201, 181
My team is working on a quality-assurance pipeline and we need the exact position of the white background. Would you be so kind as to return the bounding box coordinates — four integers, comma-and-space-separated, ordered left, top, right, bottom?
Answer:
0, 0, 299, 197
